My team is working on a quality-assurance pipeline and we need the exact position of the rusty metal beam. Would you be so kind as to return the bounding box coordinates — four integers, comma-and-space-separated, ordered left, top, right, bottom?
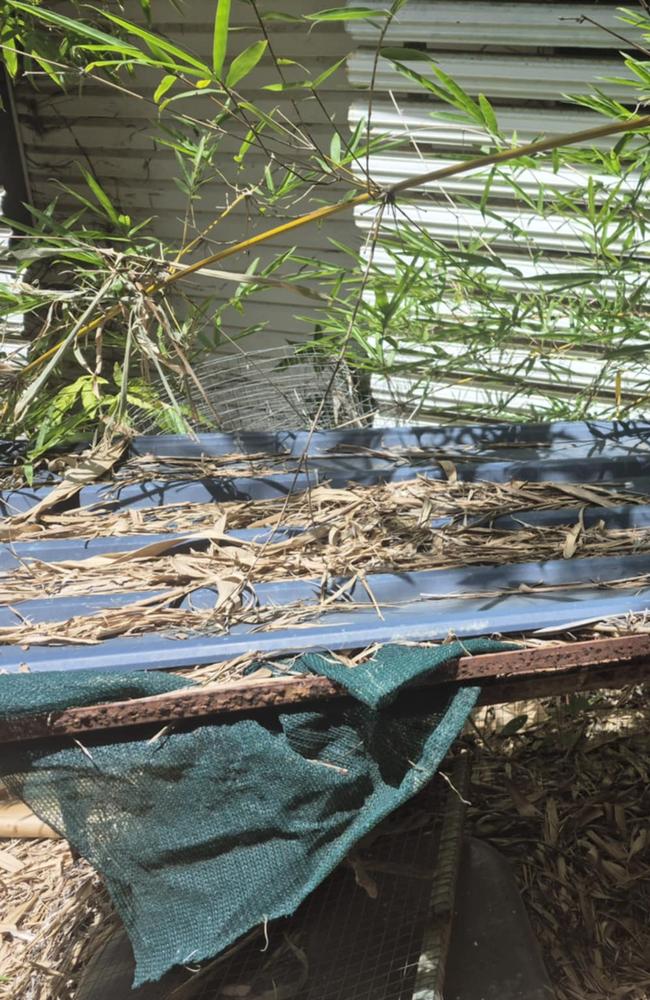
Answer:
476, 660, 650, 706
2, 634, 649, 746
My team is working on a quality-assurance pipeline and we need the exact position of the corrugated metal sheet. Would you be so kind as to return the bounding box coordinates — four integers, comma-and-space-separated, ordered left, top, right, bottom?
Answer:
2, 418, 650, 673
347, 51, 636, 102
0, 199, 26, 369
12, 0, 357, 350
345, 0, 650, 424
350, 1, 641, 48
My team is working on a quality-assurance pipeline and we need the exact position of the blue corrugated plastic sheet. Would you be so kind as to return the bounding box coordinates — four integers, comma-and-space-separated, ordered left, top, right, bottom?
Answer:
5, 418, 650, 518
2, 418, 650, 672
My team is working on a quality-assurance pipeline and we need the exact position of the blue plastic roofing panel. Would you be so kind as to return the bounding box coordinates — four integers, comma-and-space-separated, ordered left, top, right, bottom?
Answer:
130, 419, 650, 458
3, 418, 650, 673
0, 526, 304, 573
4, 586, 650, 674
0, 485, 53, 517
489, 503, 650, 531
3, 550, 650, 637
4, 451, 650, 518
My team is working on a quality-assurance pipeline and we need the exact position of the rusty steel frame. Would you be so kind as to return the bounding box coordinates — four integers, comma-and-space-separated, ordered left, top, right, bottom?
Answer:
2, 634, 649, 747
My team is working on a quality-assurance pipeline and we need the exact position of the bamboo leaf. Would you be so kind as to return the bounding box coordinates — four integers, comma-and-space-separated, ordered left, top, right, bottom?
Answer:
260, 12, 302, 22
380, 46, 431, 61
308, 57, 345, 89
1, 32, 18, 78
9, 0, 140, 52
499, 714, 528, 737
225, 40, 267, 88
477, 93, 499, 135
159, 87, 222, 112
213, 0, 231, 78
153, 74, 176, 103
11, 0, 115, 47
80, 168, 120, 225
305, 7, 388, 20
97, 9, 211, 73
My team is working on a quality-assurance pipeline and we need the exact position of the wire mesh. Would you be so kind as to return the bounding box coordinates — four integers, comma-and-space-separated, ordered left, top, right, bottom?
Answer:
132, 346, 367, 434
71, 764, 468, 1000
184, 766, 467, 1000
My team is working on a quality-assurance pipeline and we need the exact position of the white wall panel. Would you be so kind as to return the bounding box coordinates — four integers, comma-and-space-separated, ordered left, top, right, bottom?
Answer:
370, 375, 617, 423
348, 2, 643, 49
349, 101, 610, 150
347, 52, 636, 103
355, 202, 649, 256
11, 1, 650, 421
0, 201, 26, 365
345, 0, 650, 423
359, 153, 638, 199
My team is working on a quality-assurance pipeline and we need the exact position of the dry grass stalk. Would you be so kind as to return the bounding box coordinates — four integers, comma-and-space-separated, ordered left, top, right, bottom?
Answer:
0, 837, 118, 1000
4, 518, 650, 607
0, 477, 639, 543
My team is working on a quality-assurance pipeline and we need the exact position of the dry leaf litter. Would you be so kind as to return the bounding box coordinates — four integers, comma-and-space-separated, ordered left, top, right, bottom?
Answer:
0, 477, 647, 647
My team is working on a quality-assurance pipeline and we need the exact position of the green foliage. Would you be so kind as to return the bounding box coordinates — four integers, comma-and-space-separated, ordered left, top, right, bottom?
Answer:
212, 0, 231, 78
382, 50, 501, 136
0, 0, 649, 452
226, 40, 267, 87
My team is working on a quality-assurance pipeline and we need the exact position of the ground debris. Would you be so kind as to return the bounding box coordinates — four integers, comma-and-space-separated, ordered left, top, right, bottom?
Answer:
0, 836, 118, 1000
1, 476, 649, 647
464, 686, 650, 1000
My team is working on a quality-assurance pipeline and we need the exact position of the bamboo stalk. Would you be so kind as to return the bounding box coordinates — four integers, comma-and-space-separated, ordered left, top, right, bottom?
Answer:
15, 112, 650, 381
0, 801, 60, 840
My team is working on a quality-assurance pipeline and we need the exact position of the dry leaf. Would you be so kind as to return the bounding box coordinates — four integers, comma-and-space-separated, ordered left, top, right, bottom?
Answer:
507, 781, 541, 818
0, 847, 24, 874
6, 434, 131, 525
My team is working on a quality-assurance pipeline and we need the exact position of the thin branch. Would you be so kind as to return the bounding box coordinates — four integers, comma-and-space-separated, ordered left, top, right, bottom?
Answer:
366, 2, 402, 184
12, 112, 650, 386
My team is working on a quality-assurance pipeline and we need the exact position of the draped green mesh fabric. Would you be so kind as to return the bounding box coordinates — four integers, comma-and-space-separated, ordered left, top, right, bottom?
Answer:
0, 639, 510, 986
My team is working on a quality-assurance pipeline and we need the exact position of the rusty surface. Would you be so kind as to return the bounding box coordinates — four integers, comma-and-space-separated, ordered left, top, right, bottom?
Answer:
476, 660, 650, 706
2, 634, 649, 746
454, 633, 650, 679
0, 674, 344, 746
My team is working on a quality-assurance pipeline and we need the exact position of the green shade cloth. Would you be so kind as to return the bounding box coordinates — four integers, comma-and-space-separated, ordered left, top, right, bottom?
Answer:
0, 668, 194, 718
0, 638, 509, 986
301, 643, 471, 708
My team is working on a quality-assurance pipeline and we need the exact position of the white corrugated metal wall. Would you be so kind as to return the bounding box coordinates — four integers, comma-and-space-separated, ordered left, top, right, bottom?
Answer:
12, 0, 357, 351
345, 0, 650, 422
0, 200, 26, 370
1, 75, 29, 368
10, 0, 650, 422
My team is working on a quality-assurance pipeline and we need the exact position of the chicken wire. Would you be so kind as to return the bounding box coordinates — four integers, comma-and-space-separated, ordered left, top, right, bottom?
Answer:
171, 764, 465, 1000
133, 346, 367, 434
73, 762, 469, 1000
